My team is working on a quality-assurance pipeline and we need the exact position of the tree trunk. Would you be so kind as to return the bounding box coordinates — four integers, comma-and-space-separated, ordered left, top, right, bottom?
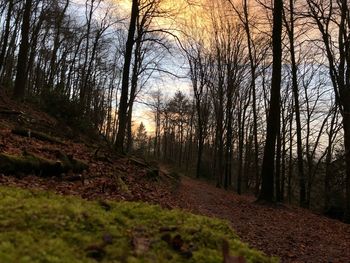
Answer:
242, 0, 260, 196
47, 0, 70, 90
285, 0, 307, 207
343, 106, 350, 223
115, 0, 139, 154
288, 106, 294, 203
196, 130, 204, 178
258, 0, 283, 202
13, 0, 33, 100
0, 0, 14, 77
275, 124, 282, 202
237, 112, 245, 194
126, 31, 141, 153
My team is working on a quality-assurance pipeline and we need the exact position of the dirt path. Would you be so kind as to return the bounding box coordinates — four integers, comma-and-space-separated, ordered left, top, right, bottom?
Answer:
172, 176, 350, 262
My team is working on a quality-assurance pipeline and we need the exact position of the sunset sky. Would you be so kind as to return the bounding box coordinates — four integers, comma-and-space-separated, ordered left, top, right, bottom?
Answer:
70, 0, 265, 134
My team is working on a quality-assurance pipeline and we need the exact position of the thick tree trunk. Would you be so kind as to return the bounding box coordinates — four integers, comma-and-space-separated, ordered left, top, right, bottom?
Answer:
343, 107, 350, 223
258, 0, 283, 202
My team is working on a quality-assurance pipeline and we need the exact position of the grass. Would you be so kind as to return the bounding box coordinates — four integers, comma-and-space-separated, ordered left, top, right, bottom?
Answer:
0, 186, 278, 263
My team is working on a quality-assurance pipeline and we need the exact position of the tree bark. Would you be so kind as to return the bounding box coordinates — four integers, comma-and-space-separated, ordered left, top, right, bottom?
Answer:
342, 103, 350, 223
285, 0, 307, 207
0, 0, 14, 77
126, 29, 142, 153
115, 0, 139, 154
258, 0, 283, 202
13, 0, 33, 100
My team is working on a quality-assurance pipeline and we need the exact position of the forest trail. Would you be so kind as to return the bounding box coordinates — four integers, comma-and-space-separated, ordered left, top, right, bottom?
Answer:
172, 176, 350, 263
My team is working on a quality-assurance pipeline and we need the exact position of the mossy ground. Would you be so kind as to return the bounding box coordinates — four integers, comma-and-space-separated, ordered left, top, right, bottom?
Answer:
0, 186, 277, 263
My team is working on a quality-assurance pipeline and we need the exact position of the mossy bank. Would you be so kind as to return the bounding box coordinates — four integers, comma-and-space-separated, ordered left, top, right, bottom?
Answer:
0, 186, 277, 263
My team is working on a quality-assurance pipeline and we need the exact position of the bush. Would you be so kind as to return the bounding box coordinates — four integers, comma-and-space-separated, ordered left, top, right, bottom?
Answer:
40, 91, 97, 136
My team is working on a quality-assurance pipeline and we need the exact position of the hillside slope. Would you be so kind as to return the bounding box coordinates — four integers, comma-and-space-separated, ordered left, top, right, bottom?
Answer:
0, 94, 177, 207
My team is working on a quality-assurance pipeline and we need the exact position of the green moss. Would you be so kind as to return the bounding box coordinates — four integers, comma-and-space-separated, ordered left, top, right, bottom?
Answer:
0, 152, 88, 176
56, 152, 88, 174
0, 153, 59, 175
11, 128, 66, 145
0, 187, 278, 263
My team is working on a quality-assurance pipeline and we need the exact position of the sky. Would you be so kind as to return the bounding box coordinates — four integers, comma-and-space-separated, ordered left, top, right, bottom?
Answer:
70, 0, 194, 134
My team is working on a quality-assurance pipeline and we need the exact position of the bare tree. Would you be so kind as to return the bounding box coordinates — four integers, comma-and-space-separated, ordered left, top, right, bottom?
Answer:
307, 0, 350, 222
259, 0, 283, 202
115, 0, 139, 153
13, 0, 33, 99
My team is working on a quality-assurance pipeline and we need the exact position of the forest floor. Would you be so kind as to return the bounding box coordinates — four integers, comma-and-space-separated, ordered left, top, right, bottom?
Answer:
1, 94, 350, 262
172, 176, 350, 263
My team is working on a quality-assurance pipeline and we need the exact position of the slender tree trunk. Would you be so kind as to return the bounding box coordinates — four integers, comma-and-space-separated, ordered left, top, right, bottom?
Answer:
281, 111, 287, 201
288, 106, 294, 203
2, 10, 20, 86
275, 123, 282, 202
237, 111, 245, 194
225, 78, 234, 189
80, 0, 94, 108
126, 33, 141, 153
285, 0, 307, 207
0, 0, 14, 77
126, 103, 134, 152
115, 0, 139, 153
48, 0, 69, 90
13, 0, 33, 100
242, 0, 260, 196
324, 107, 337, 213
196, 130, 204, 178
